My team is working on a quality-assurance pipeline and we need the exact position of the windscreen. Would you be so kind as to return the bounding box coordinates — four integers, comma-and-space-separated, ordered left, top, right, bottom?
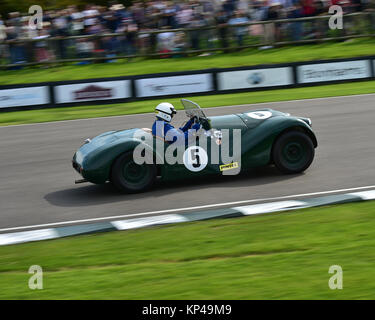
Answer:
181, 99, 207, 119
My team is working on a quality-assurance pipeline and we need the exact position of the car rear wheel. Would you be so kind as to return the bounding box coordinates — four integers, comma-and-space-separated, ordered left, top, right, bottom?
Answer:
111, 151, 156, 193
272, 131, 315, 174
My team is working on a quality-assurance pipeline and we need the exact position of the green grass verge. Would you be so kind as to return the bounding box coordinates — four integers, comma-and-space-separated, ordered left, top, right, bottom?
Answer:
1, 39, 375, 85
0, 201, 374, 299
1, 80, 375, 126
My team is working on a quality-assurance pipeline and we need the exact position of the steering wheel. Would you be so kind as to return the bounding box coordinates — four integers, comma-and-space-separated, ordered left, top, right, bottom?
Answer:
191, 115, 199, 124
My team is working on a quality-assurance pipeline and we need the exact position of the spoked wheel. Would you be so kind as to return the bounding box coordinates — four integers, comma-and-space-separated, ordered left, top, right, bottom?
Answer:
111, 151, 156, 193
272, 131, 315, 174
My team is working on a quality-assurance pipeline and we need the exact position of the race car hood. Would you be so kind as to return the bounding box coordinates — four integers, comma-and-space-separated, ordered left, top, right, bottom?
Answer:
208, 114, 248, 130
86, 128, 137, 145
74, 128, 138, 165
238, 109, 287, 129
208, 109, 287, 130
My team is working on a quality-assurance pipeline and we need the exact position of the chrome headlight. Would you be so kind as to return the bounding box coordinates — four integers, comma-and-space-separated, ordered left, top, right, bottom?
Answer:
299, 117, 312, 127
80, 138, 91, 147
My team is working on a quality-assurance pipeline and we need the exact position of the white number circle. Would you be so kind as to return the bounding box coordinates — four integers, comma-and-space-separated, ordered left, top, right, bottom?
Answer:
246, 111, 272, 120
183, 146, 208, 172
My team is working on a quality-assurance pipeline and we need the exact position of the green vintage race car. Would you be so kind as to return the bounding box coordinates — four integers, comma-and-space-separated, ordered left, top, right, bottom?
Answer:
72, 99, 317, 193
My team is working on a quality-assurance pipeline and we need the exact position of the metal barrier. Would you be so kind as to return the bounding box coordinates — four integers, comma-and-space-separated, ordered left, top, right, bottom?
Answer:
1, 11, 375, 68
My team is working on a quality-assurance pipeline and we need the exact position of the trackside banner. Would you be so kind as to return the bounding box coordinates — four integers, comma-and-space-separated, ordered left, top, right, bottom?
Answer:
1, 56, 374, 111
136, 73, 213, 97
297, 60, 371, 84
0, 86, 49, 108
217, 67, 293, 91
54, 80, 131, 104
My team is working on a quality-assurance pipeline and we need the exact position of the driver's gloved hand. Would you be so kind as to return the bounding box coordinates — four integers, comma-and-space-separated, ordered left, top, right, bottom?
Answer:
186, 118, 195, 127
180, 118, 195, 132
192, 123, 201, 131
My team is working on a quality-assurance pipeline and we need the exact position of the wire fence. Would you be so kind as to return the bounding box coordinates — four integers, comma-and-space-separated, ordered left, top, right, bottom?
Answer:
1, 11, 375, 69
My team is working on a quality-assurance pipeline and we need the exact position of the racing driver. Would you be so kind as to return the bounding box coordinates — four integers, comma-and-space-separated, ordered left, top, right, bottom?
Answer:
152, 102, 201, 144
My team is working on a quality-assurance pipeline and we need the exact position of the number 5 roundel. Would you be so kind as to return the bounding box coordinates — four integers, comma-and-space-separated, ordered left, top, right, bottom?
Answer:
183, 146, 208, 172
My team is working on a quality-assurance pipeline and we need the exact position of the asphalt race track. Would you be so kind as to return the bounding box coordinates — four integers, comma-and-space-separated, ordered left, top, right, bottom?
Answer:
1, 94, 375, 232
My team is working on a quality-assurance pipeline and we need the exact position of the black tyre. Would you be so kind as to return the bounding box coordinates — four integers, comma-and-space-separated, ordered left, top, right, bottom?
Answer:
272, 131, 315, 174
110, 151, 156, 193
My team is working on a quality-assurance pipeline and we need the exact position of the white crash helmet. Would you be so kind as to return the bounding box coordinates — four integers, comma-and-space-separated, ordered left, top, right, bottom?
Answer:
155, 102, 177, 122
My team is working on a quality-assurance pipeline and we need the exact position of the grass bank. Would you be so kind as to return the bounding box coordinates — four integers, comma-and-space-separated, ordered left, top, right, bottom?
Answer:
1, 80, 375, 126
0, 201, 374, 299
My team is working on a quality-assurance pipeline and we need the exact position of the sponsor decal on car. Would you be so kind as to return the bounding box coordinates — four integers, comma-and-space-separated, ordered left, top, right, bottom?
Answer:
183, 146, 208, 172
246, 111, 273, 120
219, 162, 239, 171
132, 127, 242, 176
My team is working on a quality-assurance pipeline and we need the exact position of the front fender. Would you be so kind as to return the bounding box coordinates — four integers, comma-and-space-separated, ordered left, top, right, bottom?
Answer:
240, 116, 317, 169
82, 131, 164, 184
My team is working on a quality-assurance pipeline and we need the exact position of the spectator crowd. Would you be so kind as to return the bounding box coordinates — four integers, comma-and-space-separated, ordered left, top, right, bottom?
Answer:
0, 0, 373, 67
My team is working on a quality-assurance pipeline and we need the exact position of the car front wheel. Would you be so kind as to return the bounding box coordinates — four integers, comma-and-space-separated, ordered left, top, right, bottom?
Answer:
111, 151, 157, 193
272, 131, 315, 174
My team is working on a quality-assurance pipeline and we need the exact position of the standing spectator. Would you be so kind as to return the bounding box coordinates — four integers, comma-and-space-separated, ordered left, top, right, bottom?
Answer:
237, 0, 250, 12
157, 25, 175, 57
300, 0, 317, 39
252, 0, 269, 21
274, 2, 285, 41
301, 0, 316, 16
115, 15, 137, 57
162, 1, 178, 28
51, 10, 70, 59
7, 12, 26, 66
313, 0, 327, 39
20, 16, 37, 63
351, 0, 364, 11
75, 37, 94, 64
216, 9, 230, 50
262, 2, 282, 47
228, 10, 250, 47
200, 0, 216, 51
33, 24, 54, 64
83, 4, 100, 30
103, 8, 120, 33
144, 5, 162, 53
137, 25, 152, 54
287, 1, 304, 41
223, 0, 236, 16
122, 17, 139, 56
173, 31, 187, 56
131, 1, 146, 27
0, 15, 7, 63
176, 3, 194, 28
70, 6, 85, 35
188, 13, 205, 50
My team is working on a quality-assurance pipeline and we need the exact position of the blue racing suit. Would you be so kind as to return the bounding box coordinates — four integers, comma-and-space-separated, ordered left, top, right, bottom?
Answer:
152, 118, 201, 145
